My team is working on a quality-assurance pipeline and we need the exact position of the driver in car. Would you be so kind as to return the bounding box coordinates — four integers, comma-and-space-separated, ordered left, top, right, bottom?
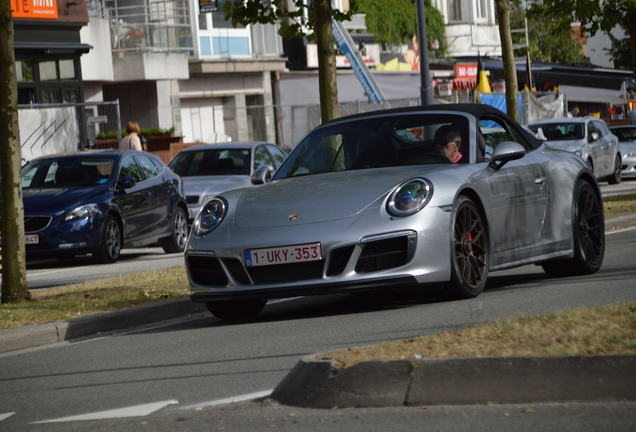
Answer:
434, 125, 463, 164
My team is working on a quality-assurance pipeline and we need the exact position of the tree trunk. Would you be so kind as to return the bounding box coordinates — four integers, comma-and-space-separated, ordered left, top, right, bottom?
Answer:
495, 0, 519, 123
313, 0, 340, 123
628, 9, 636, 79
0, 6, 28, 303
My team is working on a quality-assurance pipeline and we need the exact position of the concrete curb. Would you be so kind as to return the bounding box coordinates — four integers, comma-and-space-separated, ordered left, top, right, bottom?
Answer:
271, 354, 636, 408
0, 298, 206, 354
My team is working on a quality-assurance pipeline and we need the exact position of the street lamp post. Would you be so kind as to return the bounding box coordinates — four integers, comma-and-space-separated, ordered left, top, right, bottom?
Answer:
415, 0, 434, 105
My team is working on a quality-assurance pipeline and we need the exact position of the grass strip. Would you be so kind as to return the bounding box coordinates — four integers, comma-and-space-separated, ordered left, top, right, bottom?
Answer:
604, 193, 636, 217
319, 302, 636, 368
0, 266, 189, 330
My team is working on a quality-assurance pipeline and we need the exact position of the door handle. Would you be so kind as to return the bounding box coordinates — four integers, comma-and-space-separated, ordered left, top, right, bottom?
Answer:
534, 177, 546, 185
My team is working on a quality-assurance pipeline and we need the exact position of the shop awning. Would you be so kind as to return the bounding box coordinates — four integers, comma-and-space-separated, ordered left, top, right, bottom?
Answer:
559, 84, 627, 105
14, 42, 92, 55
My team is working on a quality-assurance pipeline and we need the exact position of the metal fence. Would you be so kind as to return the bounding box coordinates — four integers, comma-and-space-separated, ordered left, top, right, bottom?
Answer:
17, 101, 121, 158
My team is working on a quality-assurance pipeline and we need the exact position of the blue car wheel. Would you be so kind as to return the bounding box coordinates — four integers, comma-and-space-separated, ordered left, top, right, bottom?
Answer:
94, 215, 122, 263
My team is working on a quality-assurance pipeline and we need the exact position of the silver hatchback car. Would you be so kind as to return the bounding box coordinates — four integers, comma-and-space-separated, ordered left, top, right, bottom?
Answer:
168, 142, 287, 220
528, 117, 622, 184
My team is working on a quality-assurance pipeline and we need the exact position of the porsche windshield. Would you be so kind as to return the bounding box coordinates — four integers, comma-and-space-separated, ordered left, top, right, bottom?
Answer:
274, 114, 469, 180
22, 157, 116, 188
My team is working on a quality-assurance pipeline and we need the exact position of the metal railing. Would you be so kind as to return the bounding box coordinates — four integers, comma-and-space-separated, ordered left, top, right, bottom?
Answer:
105, 0, 192, 52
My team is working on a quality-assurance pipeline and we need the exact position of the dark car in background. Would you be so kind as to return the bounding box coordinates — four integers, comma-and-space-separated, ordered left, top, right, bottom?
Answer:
168, 142, 287, 220
21, 151, 188, 262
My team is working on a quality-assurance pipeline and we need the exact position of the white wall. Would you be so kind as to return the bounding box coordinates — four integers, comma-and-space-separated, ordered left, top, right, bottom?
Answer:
80, 18, 114, 82
18, 108, 80, 161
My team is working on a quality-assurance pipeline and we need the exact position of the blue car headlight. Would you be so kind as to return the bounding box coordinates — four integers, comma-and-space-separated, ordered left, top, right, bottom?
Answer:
195, 197, 227, 236
64, 204, 101, 222
386, 178, 433, 217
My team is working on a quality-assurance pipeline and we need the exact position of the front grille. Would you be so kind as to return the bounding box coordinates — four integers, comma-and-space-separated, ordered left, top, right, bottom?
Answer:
24, 216, 52, 233
327, 245, 355, 276
355, 236, 415, 274
222, 258, 251, 284
186, 195, 199, 204
187, 256, 228, 286
247, 261, 324, 284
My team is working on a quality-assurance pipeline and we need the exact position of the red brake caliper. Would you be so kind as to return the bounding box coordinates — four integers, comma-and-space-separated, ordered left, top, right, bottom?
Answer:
467, 232, 473, 255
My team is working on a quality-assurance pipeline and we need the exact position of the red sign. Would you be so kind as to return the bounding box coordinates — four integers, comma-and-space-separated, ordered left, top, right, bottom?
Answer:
11, 0, 58, 19
454, 63, 478, 80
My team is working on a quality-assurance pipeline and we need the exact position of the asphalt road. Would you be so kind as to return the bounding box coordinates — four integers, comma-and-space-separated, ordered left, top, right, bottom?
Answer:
6, 178, 636, 292
0, 228, 634, 430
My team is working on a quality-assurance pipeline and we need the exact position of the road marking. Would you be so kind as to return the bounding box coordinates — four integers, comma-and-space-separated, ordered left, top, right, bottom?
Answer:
0, 413, 15, 422
31, 400, 178, 424
180, 390, 273, 410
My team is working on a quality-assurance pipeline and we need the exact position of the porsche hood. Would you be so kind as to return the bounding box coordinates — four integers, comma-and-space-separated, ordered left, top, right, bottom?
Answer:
233, 166, 443, 228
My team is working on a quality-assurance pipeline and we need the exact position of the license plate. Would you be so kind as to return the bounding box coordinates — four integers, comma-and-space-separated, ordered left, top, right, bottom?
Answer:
25, 234, 39, 245
244, 242, 322, 267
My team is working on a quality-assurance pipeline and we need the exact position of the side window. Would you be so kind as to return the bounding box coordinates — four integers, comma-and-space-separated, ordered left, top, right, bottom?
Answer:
587, 122, 600, 143
118, 156, 146, 185
254, 146, 274, 170
479, 117, 529, 160
267, 145, 286, 168
593, 121, 608, 137
135, 155, 161, 178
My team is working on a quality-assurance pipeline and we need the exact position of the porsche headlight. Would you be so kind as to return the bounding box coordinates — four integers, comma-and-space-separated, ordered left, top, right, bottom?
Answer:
64, 204, 101, 222
386, 178, 433, 217
195, 197, 227, 236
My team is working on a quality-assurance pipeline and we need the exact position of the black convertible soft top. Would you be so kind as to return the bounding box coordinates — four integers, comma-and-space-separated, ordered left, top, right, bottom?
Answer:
322, 103, 543, 150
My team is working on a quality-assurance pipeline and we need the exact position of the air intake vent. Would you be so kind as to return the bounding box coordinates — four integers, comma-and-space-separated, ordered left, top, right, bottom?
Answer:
188, 256, 228, 286
355, 235, 416, 274
327, 245, 355, 276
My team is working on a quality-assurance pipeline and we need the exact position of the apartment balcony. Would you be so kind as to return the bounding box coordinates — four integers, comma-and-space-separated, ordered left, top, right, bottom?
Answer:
82, 0, 192, 82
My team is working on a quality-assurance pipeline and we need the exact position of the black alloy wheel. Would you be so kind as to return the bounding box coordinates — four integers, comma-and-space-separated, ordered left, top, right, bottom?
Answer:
446, 196, 489, 299
542, 180, 604, 277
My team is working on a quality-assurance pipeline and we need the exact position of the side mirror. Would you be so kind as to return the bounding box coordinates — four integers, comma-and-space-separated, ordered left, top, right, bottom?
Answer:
589, 132, 599, 142
118, 175, 136, 190
488, 141, 526, 170
250, 165, 274, 185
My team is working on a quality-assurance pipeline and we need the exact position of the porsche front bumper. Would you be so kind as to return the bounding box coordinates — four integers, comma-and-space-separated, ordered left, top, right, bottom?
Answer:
186, 206, 452, 302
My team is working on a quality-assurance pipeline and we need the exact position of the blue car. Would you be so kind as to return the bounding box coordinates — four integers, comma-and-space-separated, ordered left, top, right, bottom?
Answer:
21, 151, 188, 262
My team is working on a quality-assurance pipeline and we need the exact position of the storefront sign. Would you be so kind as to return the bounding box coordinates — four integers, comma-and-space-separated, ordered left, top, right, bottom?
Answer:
199, 0, 218, 13
11, 0, 58, 19
454, 63, 477, 80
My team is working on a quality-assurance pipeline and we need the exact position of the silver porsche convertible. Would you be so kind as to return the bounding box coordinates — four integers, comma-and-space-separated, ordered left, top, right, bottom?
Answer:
185, 104, 605, 320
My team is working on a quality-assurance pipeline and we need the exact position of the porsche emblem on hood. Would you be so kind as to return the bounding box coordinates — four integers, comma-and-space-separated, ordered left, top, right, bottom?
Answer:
288, 214, 298, 221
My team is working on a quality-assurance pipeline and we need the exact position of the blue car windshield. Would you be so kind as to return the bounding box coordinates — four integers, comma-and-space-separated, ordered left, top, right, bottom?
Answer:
169, 149, 251, 176
528, 123, 584, 141
274, 114, 469, 180
22, 157, 116, 188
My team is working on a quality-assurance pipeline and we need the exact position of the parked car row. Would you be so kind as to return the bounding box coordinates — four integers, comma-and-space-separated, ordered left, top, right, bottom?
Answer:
608, 125, 636, 179
20, 141, 288, 263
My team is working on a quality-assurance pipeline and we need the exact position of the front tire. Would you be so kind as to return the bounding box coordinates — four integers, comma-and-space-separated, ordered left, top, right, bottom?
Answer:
607, 154, 622, 185
160, 207, 188, 253
206, 299, 267, 321
94, 215, 122, 263
445, 196, 489, 299
541, 180, 604, 277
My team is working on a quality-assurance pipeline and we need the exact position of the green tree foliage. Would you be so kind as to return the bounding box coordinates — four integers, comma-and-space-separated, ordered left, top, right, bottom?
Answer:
529, 0, 636, 76
349, 0, 447, 58
224, 0, 352, 122
511, 0, 587, 64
